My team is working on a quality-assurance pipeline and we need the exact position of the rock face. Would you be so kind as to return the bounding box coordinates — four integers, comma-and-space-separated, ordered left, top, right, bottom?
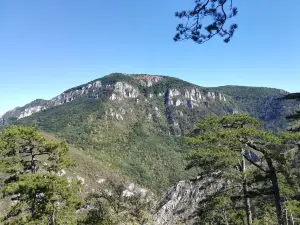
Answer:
122, 182, 150, 198
1, 73, 295, 134
165, 88, 226, 108
1, 74, 228, 122
0, 118, 4, 126
134, 75, 164, 87
153, 178, 223, 225
110, 82, 140, 100
50, 80, 103, 106
18, 106, 46, 119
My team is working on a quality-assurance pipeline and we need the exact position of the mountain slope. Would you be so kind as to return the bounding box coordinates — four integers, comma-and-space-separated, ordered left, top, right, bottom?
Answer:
1, 73, 298, 193
211, 85, 295, 131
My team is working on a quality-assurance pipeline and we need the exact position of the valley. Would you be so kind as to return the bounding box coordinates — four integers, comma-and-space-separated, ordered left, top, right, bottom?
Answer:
1, 73, 299, 224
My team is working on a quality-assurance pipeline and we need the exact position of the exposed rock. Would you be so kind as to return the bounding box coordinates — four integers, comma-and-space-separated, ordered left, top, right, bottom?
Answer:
128, 183, 135, 191
116, 114, 124, 121
93, 80, 102, 88
233, 109, 240, 114
0, 118, 4, 126
136, 188, 148, 197
76, 175, 85, 184
0, 74, 228, 122
104, 189, 112, 196
110, 93, 117, 101
134, 75, 164, 87
10, 80, 104, 120
97, 178, 106, 184
2, 73, 295, 136
169, 89, 181, 97
153, 178, 223, 225
207, 91, 215, 100
148, 113, 152, 121
184, 88, 202, 99
154, 107, 161, 118
165, 87, 225, 108
109, 108, 115, 117
122, 190, 135, 197
67, 177, 73, 183
106, 108, 126, 121
113, 82, 139, 99
57, 169, 66, 177
18, 106, 45, 119
173, 99, 182, 106
121, 183, 150, 198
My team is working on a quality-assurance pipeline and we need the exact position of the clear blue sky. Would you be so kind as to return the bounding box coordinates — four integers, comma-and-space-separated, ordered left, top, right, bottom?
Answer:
0, 0, 299, 116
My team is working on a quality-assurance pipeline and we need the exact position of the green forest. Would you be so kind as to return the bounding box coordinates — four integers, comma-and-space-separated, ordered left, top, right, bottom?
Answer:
1, 92, 300, 224
0, 0, 299, 224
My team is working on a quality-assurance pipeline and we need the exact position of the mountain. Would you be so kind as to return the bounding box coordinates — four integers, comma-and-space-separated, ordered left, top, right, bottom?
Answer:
1, 73, 298, 194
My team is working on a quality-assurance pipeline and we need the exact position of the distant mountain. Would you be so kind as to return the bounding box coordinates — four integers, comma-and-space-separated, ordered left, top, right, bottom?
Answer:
1, 73, 298, 193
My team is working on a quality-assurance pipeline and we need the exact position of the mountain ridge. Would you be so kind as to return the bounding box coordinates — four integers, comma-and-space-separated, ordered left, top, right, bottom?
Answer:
0, 73, 291, 122
1, 73, 223, 122
1, 73, 298, 193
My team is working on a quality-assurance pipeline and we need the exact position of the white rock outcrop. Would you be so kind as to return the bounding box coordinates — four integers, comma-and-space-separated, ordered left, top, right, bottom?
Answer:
18, 106, 45, 119
110, 82, 140, 100
135, 75, 164, 87
165, 87, 227, 108
153, 178, 223, 225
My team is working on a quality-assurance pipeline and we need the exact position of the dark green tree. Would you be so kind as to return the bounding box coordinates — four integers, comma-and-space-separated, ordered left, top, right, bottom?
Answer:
174, 0, 238, 44
87, 180, 153, 225
186, 114, 300, 225
281, 92, 300, 224
0, 126, 82, 225
186, 115, 262, 225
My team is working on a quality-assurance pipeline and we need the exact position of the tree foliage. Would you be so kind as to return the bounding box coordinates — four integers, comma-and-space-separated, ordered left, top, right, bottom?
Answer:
174, 0, 238, 44
186, 114, 300, 225
86, 180, 153, 225
0, 126, 82, 225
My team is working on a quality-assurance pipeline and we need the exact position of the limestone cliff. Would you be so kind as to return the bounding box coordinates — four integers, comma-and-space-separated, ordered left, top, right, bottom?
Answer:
153, 178, 223, 225
1, 73, 297, 134
1, 73, 228, 124
0, 73, 298, 223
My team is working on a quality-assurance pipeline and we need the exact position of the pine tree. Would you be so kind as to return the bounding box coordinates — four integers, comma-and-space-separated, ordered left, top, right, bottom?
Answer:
0, 126, 82, 225
174, 0, 238, 44
186, 114, 300, 225
87, 180, 153, 225
281, 92, 300, 224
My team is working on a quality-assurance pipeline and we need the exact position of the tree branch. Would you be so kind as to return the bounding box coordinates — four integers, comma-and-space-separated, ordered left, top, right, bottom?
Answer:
242, 153, 269, 173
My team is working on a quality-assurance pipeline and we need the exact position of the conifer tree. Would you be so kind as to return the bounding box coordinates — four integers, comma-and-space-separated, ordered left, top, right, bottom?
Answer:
186, 114, 300, 225
174, 0, 238, 44
0, 126, 82, 225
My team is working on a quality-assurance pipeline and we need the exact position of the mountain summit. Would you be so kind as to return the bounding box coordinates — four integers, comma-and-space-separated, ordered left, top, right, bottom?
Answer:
2, 73, 227, 122
1, 73, 298, 191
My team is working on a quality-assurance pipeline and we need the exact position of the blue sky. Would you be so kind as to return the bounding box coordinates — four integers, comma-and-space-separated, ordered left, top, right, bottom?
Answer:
0, 0, 299, 116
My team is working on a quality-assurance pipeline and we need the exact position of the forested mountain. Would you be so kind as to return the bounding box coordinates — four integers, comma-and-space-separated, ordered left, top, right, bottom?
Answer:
1, 73, 300, 224
1, 73, 298, 193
